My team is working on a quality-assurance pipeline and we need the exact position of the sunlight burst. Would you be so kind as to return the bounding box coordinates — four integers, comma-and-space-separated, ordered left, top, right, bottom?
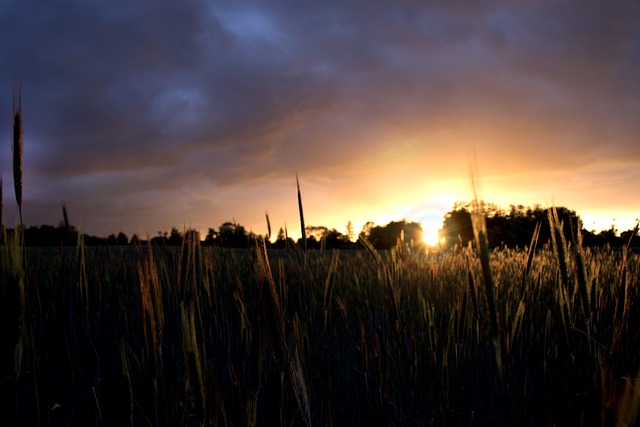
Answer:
422, 227, 440, 247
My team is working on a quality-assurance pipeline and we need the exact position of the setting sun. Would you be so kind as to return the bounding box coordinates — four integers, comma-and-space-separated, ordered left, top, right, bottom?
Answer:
422, 227, 441, 247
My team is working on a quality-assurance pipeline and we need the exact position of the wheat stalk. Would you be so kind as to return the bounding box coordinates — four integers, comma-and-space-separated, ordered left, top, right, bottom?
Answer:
11, 81, 40, 424
469, 160, 503, 383
296, 174, 306, 251
548, 207, 569, 291
265, 211, 271, 242
521, 221, 541, 295
570, 218, 591, 322
12, 82, 23, 214
61, 201, 71, 243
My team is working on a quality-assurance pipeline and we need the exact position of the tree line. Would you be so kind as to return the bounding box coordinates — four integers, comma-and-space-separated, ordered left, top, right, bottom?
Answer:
1, 202, 637, 249
440, 202, 638, 249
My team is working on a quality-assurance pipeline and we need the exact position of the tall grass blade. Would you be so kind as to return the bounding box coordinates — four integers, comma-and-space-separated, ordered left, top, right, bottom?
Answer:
257, 243, 287, 368
296, 174, 306, 251
265, 211, 272, 242
12, 82, 23, 213
288, 345, 312, 427
11, 81, 39, 424
323, 250, 340, 333
469, 160, 503, 383
547, 206, 574, 351
608, 220, 640, 361
181, 303, 205, 422
625, 221, 639, 248
467, 266, 479, 322
570, 218, 590, 322
609, 247, 631, 363
358, 234, 381, 266
521, 221, 541, 293
548, 207, 569, 291
62, 202, 70, 243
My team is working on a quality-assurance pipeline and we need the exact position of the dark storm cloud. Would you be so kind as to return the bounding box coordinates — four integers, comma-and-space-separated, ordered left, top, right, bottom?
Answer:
1, 0, 639, 235
1, 0, 215, 173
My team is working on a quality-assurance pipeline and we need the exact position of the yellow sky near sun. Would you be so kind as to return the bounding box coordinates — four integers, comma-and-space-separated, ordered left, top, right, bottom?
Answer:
205, 129, 635, 243
166, 123, 640, 245
268, 156, 639, 244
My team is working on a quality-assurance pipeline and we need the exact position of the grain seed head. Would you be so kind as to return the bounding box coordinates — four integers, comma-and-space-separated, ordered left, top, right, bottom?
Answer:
12, 82, 23, 211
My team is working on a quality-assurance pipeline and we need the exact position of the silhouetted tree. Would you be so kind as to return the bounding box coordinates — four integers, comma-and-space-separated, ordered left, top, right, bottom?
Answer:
248, 231, 266, 246
620, 224, 639, 247
204, 228, 219, 246
301, 235, 320, 249
116, 232, 129, 245
306, 226, 328, 241
367, 220, 423, 250
345, 221, 354, 242
219, 221, 248, 247
84, 234, 107, 246
322, 228, 350, 249
441, 203, 587, 249
274, 227, 295, 249
184, 229, 200, 242
358, 221, 374, 242
403, 221, 423, 247
168, 227, 183, 246
441, 206, 474, 248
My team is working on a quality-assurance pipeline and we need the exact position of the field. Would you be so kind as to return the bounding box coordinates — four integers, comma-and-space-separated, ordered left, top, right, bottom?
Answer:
1, 226, 639, 426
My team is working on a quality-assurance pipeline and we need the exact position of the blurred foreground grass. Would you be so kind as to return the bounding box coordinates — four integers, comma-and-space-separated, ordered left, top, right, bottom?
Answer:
1, 234, 639, 426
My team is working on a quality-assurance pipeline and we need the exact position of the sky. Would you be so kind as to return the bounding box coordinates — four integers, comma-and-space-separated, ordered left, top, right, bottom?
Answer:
1, 0, 639, 244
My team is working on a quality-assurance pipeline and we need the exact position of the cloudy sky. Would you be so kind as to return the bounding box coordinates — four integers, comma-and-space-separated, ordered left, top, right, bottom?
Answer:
1, 0, 639, 243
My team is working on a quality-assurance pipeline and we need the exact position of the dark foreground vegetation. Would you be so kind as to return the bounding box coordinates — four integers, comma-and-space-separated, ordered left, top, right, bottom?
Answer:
1, 220, 639, 426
